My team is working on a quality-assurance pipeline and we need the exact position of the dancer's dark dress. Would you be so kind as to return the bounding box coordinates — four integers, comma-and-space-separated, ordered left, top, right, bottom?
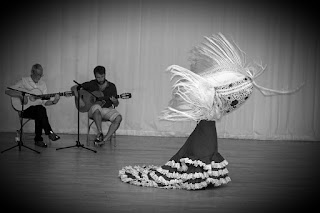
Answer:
119, 120, 230, 190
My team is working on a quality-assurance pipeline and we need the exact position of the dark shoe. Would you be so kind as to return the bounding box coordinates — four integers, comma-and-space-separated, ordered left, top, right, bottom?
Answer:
94, 132, 103, 142
35, 140, 47, 148
48, 132, 60, 141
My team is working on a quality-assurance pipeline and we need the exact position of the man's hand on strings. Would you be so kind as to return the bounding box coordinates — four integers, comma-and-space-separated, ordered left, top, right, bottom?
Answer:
110, 96, 117, 103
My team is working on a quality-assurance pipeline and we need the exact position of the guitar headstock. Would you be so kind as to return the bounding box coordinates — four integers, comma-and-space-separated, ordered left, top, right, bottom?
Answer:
120, 93, 132, 99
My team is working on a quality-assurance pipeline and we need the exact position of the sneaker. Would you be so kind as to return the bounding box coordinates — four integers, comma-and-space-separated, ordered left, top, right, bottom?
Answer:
94, 140, 104, 146
48, 131, 60, 141
94, 132, 103, 142
35, 140, 47, 148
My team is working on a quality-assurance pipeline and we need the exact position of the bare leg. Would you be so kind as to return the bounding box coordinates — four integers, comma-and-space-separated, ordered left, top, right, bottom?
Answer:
104, 115, 122, 141
92, 109, 103, 135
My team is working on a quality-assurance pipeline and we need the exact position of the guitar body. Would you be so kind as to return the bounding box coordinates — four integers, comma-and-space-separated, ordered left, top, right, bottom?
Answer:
10, 88, 74, 112
11, 88, 43, 111
75, 90, 105, 112
75, 90, 132, 112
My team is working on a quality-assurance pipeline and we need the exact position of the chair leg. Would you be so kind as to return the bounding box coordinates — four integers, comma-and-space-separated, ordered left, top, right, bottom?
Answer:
87, 124, 91, 144
16, 118, 31, 143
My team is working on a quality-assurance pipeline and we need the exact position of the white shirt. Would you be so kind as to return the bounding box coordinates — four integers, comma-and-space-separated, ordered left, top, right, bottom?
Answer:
11, 76, 48, 105
11, 76, 47, 94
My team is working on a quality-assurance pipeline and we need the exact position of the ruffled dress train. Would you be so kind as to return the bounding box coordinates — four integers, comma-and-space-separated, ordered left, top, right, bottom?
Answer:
119, 120, 231, 190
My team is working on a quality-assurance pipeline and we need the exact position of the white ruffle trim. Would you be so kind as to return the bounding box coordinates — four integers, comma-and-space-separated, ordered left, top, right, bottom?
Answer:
165, 158, 228, 171
119, 158, 231, 190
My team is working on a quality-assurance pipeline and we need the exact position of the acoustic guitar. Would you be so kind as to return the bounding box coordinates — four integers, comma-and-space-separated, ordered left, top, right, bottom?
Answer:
75, 90, 132, 112
11, 88, 74, 111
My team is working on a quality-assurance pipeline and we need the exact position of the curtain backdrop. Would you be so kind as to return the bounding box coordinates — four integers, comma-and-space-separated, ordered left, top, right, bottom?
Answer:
0, 0, 319, 141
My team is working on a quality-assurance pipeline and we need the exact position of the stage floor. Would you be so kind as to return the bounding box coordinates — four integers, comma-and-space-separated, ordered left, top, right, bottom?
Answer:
0, 132, 319, 213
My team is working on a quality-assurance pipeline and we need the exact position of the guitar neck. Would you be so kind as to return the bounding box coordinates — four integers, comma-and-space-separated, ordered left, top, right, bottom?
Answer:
97, 93, 129, 100
39, 91, 73, 99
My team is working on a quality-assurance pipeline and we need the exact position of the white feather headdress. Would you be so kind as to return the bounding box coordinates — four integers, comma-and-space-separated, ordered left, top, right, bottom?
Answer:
159, 33, 304, 122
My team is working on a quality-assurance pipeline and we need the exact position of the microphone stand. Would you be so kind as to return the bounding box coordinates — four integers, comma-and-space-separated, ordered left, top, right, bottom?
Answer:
1, 87, 40, 154
56, 81, 96, 153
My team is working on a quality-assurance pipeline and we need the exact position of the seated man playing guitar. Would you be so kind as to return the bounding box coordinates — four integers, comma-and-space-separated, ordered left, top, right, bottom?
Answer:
5, 63, 61, 147
71, 65, 122, 144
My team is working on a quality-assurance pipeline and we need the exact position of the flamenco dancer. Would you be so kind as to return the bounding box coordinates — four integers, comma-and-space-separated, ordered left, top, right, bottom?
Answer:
119, 33, 303, 190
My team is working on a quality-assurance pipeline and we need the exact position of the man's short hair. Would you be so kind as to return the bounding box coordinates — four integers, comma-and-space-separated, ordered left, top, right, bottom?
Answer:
93, 66, 106, 75
31, 63, 43, 74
